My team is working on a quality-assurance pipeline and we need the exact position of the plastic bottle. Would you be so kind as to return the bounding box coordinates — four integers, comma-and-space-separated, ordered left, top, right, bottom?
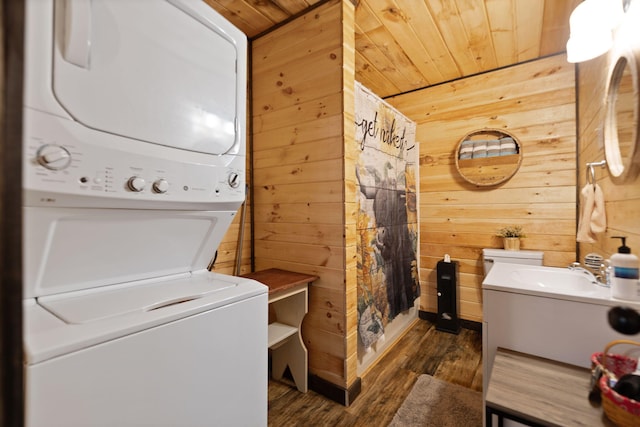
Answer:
610, 236, 640, 301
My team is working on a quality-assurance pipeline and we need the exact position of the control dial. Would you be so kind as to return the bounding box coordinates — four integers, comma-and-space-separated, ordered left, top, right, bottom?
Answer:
228, 172, 241, 189
152, 179, 169, 194
127, 176, 146, 192
36, 144, 72, 170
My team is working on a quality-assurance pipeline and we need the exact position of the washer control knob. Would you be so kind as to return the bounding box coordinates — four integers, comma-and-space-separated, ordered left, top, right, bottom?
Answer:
228, 172, 241, 189
37, 144, 72, 170
152, 179, 169, 194
127, 176, 146, 192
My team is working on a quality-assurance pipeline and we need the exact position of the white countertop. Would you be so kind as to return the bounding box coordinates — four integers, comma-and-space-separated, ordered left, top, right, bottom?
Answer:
482, 262, 640, 309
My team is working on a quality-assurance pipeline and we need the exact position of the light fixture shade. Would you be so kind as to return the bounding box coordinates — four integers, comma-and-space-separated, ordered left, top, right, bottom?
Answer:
566, 27, 613, 63
566, 0, 620, 63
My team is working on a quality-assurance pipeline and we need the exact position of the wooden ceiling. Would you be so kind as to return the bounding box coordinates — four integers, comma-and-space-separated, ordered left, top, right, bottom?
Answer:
204, 0, 581, 98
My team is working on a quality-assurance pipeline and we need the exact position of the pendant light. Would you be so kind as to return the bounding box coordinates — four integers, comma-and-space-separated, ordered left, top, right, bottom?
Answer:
566, 0, 624, 63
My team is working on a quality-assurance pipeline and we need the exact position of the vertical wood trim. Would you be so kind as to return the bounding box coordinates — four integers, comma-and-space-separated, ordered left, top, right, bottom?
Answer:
341, 0, 358, 389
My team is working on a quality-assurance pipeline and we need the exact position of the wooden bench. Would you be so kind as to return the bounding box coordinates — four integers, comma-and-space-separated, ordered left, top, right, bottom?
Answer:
243, 268, 318, 393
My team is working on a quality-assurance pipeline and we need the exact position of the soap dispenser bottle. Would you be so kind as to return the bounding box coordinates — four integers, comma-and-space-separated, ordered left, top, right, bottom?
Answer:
610, 236, 640, 301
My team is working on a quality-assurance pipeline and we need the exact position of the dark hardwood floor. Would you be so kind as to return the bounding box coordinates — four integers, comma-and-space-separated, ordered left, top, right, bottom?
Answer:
268, 318, 483, 426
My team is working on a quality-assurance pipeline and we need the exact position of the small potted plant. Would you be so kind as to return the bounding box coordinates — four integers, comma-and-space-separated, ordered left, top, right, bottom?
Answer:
496, 225, 526, 251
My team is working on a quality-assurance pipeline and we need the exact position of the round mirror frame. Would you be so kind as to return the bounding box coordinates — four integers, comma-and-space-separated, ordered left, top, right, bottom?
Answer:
604, 50, 640, 182
454, 128, 523, 187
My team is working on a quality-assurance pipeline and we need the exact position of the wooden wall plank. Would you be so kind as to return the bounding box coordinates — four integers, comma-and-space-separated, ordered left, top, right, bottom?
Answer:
388, 54, 576, 322
576, 5, 640, 268
255, 222, 345, 246
252, 138, 344, 169
253, 202, 345, 224
253, 158, 343, 185
254, 91, 343, 132
252, 0, 356, 392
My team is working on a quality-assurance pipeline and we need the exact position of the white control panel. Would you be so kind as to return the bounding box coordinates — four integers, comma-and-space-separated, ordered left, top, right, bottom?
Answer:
23, 109, 245, 209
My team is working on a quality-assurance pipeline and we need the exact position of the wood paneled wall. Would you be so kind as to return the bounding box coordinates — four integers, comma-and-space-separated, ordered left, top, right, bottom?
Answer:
577, 5, 640, 269
386, 55, 577, 322
251, 0, 359, 392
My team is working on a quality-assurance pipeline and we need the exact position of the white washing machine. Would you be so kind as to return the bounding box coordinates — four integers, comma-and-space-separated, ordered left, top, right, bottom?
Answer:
22, 1, 267, 426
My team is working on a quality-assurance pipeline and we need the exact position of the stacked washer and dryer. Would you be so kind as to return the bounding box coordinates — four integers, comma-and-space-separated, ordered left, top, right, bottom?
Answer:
22, 1, 267, 426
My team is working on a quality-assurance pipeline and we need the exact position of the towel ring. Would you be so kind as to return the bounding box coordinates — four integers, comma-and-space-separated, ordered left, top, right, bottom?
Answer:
586, 160, 607, 187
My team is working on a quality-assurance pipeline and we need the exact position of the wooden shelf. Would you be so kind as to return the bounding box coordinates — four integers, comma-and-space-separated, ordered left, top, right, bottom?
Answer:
455, 129, 522, 186
457, 154, 520, 168
268, 322, 298, 348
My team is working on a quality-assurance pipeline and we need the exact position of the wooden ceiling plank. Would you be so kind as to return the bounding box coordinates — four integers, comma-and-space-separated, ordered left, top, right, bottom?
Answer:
355, 50, 402, 97
514, 0, 544, 61
362, 0, 444, 87
246, 0, 292, 23
358, 2, 430, 90
426, 0, 484, 76
354, 3, 406, 96
207, 0, 575, 96
393, 0, 461, 82
354, 27, 417, 94
355, 0, 384, 33
539, 0, 580, 55
456, 0, 498, 71
273, 0, 319, 15
485, 0, 516, 67
203, 0, 271, 37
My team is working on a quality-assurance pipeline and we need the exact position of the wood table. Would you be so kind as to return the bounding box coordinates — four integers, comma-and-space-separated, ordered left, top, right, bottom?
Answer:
485, 348, 614, 426
242, 268, 318, 393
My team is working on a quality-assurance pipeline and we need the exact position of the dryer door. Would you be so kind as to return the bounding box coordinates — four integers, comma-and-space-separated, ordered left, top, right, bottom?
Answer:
52, 0, 244, 155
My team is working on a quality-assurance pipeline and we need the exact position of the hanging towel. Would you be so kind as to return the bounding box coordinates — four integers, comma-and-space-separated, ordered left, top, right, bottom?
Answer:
577, 183, 607, 242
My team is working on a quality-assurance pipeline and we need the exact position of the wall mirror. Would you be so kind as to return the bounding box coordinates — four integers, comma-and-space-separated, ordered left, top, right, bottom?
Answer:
604, 51, 640, 182
455, 128, 522, 187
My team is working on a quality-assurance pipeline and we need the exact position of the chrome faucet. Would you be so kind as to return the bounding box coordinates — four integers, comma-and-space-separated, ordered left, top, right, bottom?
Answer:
568, 262, 610, 287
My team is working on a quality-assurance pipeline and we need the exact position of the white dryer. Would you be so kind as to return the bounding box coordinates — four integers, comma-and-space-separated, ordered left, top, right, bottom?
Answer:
22, 1, 267, 426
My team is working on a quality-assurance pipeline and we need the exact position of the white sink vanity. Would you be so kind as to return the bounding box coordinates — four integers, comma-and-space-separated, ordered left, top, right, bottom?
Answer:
482, 263, 640, 425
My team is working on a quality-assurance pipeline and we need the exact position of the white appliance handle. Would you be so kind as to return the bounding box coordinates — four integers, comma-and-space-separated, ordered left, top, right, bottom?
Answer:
62, 0, 92, 68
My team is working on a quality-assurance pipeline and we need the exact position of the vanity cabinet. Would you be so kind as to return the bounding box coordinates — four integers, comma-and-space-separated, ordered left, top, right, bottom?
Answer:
483, 287, 639, 427
482, 289, 620, 395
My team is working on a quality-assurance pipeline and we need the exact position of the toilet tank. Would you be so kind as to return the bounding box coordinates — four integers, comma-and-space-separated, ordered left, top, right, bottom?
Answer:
482, 248, 543, 276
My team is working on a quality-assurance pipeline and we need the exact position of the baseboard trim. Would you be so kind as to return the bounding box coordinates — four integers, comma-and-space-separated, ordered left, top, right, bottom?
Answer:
419, 310, 482, 332
308, 374, 362, 406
